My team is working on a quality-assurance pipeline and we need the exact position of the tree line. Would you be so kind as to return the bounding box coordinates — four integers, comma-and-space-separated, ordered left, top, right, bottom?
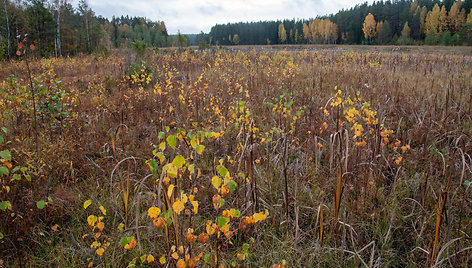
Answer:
2, 0, 472, 59
207, 0, 472, 46
0, 0, 170, 59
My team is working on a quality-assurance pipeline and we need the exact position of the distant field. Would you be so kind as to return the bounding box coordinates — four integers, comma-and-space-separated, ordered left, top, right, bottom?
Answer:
178, 44, 472, 55
0, 48, 471, 267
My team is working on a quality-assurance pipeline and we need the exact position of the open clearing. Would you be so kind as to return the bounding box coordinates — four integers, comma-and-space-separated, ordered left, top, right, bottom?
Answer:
1, 46, 472, 267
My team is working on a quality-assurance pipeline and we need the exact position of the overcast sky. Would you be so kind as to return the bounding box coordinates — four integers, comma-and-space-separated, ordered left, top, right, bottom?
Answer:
76, 0, 371, 34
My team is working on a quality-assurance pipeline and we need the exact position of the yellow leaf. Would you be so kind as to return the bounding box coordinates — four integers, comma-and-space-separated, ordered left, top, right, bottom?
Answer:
83, 200, 92, 209
124, 239, 137, 250
167, 184, 175, 199
96, 248, 105, 256
166, 163, 178, 178
171, 252, 179, 260
395, 156, 403, 165
159, 142, 166, 151
99, 205, 106, 215
189, 195, 198, 214
3, 161, 12, 169
96, 221, 105, 232
148, 206, 161, 219
211, 176, 221, 190
90, 241, 101, 248
190, 137, 197, 148
147, 254, 155, 264
163, 177, 170, 185
159, 255, 166, 264
176, 259, 186, 268
253, 212, 267, 223
172, 155, 186, 168
180, 193, 188, 204
191, 200, 198, 214
157, 152, 165, 164
87, 215, 97, 227
220, 223, 229, 233
173, 201, 185, 215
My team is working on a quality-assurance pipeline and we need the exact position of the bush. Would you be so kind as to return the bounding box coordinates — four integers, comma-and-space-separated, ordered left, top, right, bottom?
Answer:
440, 31, 452, 46
130, 41, 147, 57
425, 30, 440, 45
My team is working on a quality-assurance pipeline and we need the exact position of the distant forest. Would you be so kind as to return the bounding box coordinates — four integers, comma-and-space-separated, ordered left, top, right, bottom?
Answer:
204, 0, 472, 46
0, 0, 173, 58
1, 0, 472, 60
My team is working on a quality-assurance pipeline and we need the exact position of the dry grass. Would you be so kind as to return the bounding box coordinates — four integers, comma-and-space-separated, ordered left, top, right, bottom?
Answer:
0, 46, 471, 267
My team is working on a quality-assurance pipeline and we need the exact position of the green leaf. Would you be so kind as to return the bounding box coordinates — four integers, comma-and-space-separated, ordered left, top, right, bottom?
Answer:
233, 209, 241, 218
216, 216, 229, 228
227, 180, 237, 192
172, 155, 186, 169
195, 145, 205, 155
83, 199, 92, 209
217, 166, 229, 178
0, 135, 3, 144
120, 237, 128, 247
465, 180, 471, 187
12, 174, 21, 181
0, 166, 9, 175
242, 243, 249, 252
203, 254, 210, 263
148, 159, 158, 176
0, 201, 11, 211
1, 127, 7, 134
36, 200, 46, 209
158, 132, 165, 139
166, 135, 177, 150
0, 150, 11, 161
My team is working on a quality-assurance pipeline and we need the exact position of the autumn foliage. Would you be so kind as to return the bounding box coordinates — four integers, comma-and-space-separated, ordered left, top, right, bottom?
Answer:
0, 45, 472, 267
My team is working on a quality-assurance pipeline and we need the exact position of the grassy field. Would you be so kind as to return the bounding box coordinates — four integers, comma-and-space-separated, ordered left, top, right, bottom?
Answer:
0, 46, 471, 267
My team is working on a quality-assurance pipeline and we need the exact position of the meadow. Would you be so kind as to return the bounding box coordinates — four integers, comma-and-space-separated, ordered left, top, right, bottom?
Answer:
0, 46, 471, 267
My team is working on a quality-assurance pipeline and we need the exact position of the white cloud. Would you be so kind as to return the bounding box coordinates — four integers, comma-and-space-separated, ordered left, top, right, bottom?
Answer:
74, 0, 372, 34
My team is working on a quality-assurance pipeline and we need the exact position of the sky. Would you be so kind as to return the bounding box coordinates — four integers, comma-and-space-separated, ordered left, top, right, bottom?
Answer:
76, 0, 371, 34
